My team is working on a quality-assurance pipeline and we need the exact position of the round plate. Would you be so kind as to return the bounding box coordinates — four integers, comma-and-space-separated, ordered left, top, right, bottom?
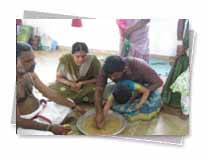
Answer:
76, 110, 127, 136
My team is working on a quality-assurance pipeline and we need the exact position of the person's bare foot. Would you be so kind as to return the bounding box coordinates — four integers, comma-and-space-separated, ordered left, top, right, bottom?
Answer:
162, 105, 189, 120
161, 105, 181, 116
179, 113, 189, 120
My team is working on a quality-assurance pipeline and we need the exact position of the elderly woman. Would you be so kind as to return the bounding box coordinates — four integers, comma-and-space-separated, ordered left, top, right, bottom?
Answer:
49, 42, 101, 104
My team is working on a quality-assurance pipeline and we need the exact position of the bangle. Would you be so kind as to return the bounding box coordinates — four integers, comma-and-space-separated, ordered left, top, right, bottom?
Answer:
177, 40, 183, 46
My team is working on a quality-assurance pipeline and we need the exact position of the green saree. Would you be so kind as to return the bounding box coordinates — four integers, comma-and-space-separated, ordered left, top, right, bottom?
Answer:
49, 54, 101, 103
161, 20, 189, 108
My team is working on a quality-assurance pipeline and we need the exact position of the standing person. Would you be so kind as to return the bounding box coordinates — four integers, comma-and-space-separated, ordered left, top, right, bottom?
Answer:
161, 19, 189, 118
117, 19, 150, 62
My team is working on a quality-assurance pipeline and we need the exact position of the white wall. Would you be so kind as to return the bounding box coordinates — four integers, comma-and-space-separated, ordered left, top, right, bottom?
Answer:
150, 19, 178, 56
23, 19, 178, 56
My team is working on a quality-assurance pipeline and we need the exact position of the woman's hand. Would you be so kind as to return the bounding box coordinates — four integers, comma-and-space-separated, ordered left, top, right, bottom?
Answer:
69, 82, 80, 91
49, 124, 72, 135
69, 82, 77, 88
70, 82, 83, 91
75, 82, 83, 90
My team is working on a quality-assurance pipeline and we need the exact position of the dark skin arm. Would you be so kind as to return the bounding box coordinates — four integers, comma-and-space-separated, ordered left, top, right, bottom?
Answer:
31, 73, 75, 108
32, 73, 86, 114
129, 77, 163, 103
95, 86, 105, 128
177, 19, 186, 41
16, 106, 71, 135
176, 19, 186, 58
132, 80, 162, 101
56, 74, 76, 88
147, 79, 163, 92
134, 84, 150, 109
16, 106, 48, 131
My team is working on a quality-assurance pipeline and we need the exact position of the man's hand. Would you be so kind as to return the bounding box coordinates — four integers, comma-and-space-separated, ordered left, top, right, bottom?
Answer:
74, 105, 86, 115
103, 107, 108, 117
95, 111, 105, 129
49, 124, 72, 135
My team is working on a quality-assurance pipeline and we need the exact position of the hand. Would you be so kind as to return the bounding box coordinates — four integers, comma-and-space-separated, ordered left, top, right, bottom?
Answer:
124, 30, 130, 38
128, 94, 137, 103
74, 82, 83, 90
103, 108, 107, 117
74, 105, 86, 115
124, 27, 132, 38
70, 82, 79, 91
49, 124, 72, 135
69, 82, 77, 88
176, 45, 185, 58
135, 104, 142, 110
95, 111, 105, 129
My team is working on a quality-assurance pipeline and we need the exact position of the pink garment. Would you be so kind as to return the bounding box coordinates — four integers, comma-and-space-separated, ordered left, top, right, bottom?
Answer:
72, 19, 82, 27
117, 19, 150, 62
16, 19, 22, 25
116, 19, 127, 39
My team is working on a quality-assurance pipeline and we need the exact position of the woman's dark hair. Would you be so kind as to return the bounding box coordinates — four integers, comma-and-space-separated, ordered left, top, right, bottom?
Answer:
113, 83, 132, 104
103, 56, 125, 75
72, 42, 89, 54
16, 42, 32, 59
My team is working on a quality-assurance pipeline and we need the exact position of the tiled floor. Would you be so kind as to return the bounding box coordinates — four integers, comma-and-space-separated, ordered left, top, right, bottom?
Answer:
33, 49, 189, 136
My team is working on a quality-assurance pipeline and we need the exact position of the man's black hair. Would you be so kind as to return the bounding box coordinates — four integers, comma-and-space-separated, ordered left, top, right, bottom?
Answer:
103, 56, 125, 75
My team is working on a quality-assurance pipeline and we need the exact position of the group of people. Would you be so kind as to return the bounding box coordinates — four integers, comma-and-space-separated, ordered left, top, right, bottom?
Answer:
16, 19, 190, 135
